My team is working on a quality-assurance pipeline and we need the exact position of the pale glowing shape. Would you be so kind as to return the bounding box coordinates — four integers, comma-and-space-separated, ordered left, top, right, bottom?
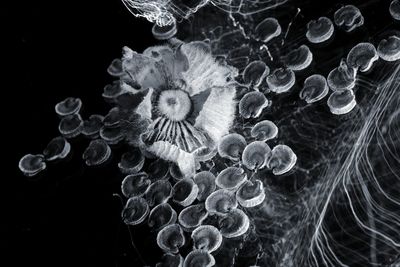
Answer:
183, 250, 215, 267
191, 225, 223, 253
334, 5, 364, 32
266, 144, 297, 175
300, 74, 329, 103
306, 17, 334, 44
157, 224, 186, 254
217, 133, 247, 161
219, 208, 250, 238
43, 136, 71, 161
327, 58, 357, 91
254, 17, 282, 43
242, 141, 271, 171
327, 89, 357, 115
148, 203, 177, 231
178, 204, 208, 229
346, 42, 379, 72
18, 154, 46, 177
251, 120, 278, 141
172, 178, 199, 207
390, 0, 400, 20
286, 45, 313, 71
266, 68, 296, 93
122, 196, 150, 225
377, 35, 400, 61
236, 179, 265, 208
205, 189, 238, 215
215, 167, 247, 191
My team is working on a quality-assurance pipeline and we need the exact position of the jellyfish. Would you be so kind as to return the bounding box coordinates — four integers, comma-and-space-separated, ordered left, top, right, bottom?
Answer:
334, 5, 364, 32
103, 107, 121, 127
118, 149, 145, 174
58, 114, 83, 138
299, 74, 329, 103
148, 203, 177, 231
242, 141, 271, 171
81, 115, 104, 138
147, 159, 170, 181
178, 203, 208, 229
327, 89, 357, 115
156, 224, 186, 254
242, 60, 270, 87
285, 45, 313, 71
193, 171, 216, 201
172, 178, 199, 207
169, 163, 184, 181
102, 81, 124, 101
215, 167, 247, 191
236, 179, 266, 208
266, 144, 297, 175
18, 154, 46, 177
254, 17, 282, 43
250, 120, 278, 141
183, 250, 215, 267
239, 91, 269, 119
43, 136, 71, 161
377, 35, 400, 62
327, 58, 357, 91
217, 133, 247, 161
99, 125, 125, 144
156, 253, 184, 267
121, 196, 150, 225
191, 225, 223, 253
390, 0, 400, 20
121, 172, 151, 198
144, 180, 172, 206
152, 20, 177, 40
82, 139, 111, 166
219, 209, 250, 238
346, 42, 379, 72
54, 97, 82, 117
205, 189, 238, 215
266, 68, 296, 93
306, 17, 334, 44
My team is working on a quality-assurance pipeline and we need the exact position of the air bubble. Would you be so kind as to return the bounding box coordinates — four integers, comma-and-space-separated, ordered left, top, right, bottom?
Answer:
205, 189, 238, 215
82, 115, 104, 138
18, 154, 46, 177
306, 17, 334, 43
58, 114, 83, 138
216, 167, 247, 191
55, 97, 82, 116
266, 68, 296, 93
118, 149, 145, 174
239, 91, 269, 119
152, 20, 177, 40
242, 60, 270, 87
299, 74, 329, 103
242, 141, 271, 171
43, 136, 71, 161
236, 179, 266, 208
145, 180, 172, 207
191, 225, 223, 253
390, 0, 400, 20
194, 171, 216, 201
377, 35, 400, 62
172, 178, 199, 207
121, 172, 151, 198
148, 203, 177, 231
219, 209, 250, 238
334, 5, 364, 32
327, 59, 356, 91
82, 139, 111, 166
156, 253, 184, 267
217, 133, 247, 161
178, 204, 208, 229
254, 17, 282, 43
327, 89, 357, 115
156, 224, 185, 254
346, 42, 379, 72
267, 144, 297, 175
250, 120, 278, 141
285, 45, 313, 71
121, 196, 149, 225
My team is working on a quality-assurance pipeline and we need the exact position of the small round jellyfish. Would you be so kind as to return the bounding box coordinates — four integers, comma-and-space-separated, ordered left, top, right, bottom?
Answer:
242, 141, 271, 171
327, 59, 356, 91
334, 5, 364, 32
285, 45, 313, 71
58, 114, 83, 138
242, 60, 270, 87
183, 250, 215, 267
346, 42, 379, 72
178, 204, 208, 229
172, 178, 199, 207
107, 58, 123, 77
377, 35, 400, 61
148, 203, 177, 231
205, 189, 238, 215
145, 180, 172, 207
103, 107, 121, 127
169, 163, 184, 181
148, 159, 170, 181
306, 17, 334, 43
81, 115, 104, 138
156, 253, 184, 267
217, 133, 247, 161
102, 82, 123, 100
118, 149, 145, 174
152, 20, 177, 40
121, 172, 151, 198
43, 136, 71, 161
266, 68, 296, 93
99, 125, 125, 144
250, 120, 278, 141
239, 91, 269, 119
193, 171, 216, 201
191, 225, 223, 253
236, 179, 266, 208
266, 144, 297, 175
254, 17, 282, 43
55, 97, 82, 116
18, 154, 46, 177
215, 167, 247, 191
299, 74, 329, 103
121, 196, 149, 225
156, 224, 185, 254
390, 0, 400, 20
82, 139, 111, 166
219, 209, 250, 238
327, 89, 357, 115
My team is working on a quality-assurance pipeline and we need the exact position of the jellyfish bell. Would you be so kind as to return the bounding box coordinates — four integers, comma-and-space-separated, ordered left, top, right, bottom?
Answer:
327, 89, 357, 115
103, 107, 121, 127
82, 139, 111, 166
334, 5, 364, 32
250, 120, 278, 141
239, 91, 269, 119
236, 179, 265, 208
172, 178, 199, 207
205, 189, 238, 215
178, 203, 208, 230
118, 149, 145, 174
43, 136, 71, 161
346, 43, 379, 72
306, 17, 334, 44
266, 68, 296, 93
266, 144, 297, 175
242, 141, 271, 171
254, 17, 282, 43
217, 133, 247, 161
99, 125, 125, 145
218, 208, 250, 238
19, 154, 46, 177
55, 97, 82, 117
242, 60, 270, 87
194, 171, 216, 201
82, 115, 104, 139
145, 179, 172, 206
191, 225, 223, 253
156, 223, 186, 254
156, 253, 184, 267
378, 35, 400, 62
327, 58, 357, 91
285, 45, 313, 71
147, 159, 170, 181
121, 172, 151, 198
148, 203, 177, 231
390, 0, 400, 20
152, 19, 177, 40
102, 81, 124, 102
58, 114, 83, 138
121, 196, 150, 225
169, 163, 184, 181
215, 167, 247, 191
299, 74, 329, 104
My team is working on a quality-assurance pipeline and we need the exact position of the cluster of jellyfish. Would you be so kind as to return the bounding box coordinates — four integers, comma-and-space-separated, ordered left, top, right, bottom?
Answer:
19, 0, 400, 266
